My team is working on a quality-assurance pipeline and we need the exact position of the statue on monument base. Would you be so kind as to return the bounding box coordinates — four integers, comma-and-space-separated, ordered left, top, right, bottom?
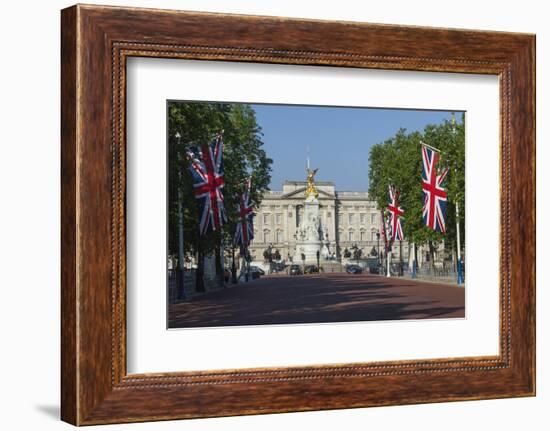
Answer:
295, 163, 324, 264
305, 167, 319, 200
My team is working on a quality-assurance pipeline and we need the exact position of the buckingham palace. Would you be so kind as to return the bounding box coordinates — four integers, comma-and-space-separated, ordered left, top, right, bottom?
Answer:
248, 180, 409, 263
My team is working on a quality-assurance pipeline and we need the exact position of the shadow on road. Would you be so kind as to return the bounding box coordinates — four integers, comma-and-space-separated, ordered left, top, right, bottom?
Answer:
168, 273, 465, 328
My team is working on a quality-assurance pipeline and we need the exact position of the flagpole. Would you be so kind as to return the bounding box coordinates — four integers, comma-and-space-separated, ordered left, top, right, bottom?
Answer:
177, 189, 186, 299
231, 243, 237, 284
412, 243, 417, 279
246, 246, 251, 282
386, 244, 391, 277
386, 213, 391, 278
399, 240, 403, 276
380, 209, 390, 277
450, 113, 464, 285
420, 140, 441, 153
455, 202, 464, 284
217, 130, 226, 289
175, 132, 186, 300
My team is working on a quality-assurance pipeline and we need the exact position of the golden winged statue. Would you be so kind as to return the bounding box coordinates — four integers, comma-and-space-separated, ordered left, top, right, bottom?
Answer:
305, 167, 319, 199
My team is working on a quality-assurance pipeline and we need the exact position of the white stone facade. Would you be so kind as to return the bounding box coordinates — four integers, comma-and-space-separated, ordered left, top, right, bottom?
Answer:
249, 180, 409, 262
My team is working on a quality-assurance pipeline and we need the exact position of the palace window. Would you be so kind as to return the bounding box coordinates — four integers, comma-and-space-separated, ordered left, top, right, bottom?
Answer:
348, 230, 354, 242
360, 230, 366, 242
348, 213, 354, 224
276, 213, 282, 224
371, 213, 377, 224
276, 230, 283, 243
263, 229, 271, 243
263, 214, 270, 225
360, 213, 366, 224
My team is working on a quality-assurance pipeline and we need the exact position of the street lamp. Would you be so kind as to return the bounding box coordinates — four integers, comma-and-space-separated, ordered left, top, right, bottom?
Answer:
376, 232, 381, 273
316, 250, 320, 275
399, 239, 403, 276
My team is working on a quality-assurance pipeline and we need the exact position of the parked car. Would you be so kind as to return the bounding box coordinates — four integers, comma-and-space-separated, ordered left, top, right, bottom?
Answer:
304, 264, 320, 274
289, 264, 302, 275
249, 269, 262, 279
345, 264, 363, 274
249, 266, 265, 275
272, 262, 287, 273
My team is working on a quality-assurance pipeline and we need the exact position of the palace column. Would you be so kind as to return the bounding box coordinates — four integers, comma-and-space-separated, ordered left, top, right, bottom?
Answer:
287, 204, 295, 259
328, 202, 337, 253
281, 202, 290, 261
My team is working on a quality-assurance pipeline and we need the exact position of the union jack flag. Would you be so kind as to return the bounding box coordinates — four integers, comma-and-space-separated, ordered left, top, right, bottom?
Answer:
186, 133, 227, 236
421, 143, 449, 233
387, 185, 405, 241
234, 177, 254, 249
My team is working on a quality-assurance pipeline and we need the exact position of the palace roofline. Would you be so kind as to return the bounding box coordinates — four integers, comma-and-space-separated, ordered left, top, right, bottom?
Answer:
261, 180, 371, 201
280, 180, 369, 193
262, 190, 370, 200
336, 191, 370, 196
283, 180, 335, 186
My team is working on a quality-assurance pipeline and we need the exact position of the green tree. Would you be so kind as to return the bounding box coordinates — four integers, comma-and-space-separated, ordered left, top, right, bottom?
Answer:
368, 116, 465, 270
423, 114, 465, 263
168, 102, 272, 290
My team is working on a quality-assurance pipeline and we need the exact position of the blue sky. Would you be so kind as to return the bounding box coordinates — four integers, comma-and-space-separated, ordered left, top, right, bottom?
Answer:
251, 104, 461, 191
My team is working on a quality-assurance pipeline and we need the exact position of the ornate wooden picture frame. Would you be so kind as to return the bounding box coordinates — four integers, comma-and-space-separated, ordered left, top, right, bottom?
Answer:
61, 4, 535, 425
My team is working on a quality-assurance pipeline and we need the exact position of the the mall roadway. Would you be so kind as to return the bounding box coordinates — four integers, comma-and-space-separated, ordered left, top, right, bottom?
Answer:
168, 272, 465, 328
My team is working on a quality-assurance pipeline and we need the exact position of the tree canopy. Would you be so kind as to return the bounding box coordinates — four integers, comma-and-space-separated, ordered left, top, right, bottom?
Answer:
367, 114, 465, 252
167, 102, 272, 263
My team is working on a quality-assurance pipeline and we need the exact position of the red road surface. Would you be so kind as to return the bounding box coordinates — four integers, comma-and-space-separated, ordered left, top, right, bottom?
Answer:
168, 273, 465, 328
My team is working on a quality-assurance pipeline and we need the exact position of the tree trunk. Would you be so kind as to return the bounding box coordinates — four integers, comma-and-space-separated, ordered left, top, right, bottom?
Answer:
413, 243, 418, 277
195, 247, 205, 293
428, 240, 436, 274
214, 242, 224, 287
176, 253, 185, 300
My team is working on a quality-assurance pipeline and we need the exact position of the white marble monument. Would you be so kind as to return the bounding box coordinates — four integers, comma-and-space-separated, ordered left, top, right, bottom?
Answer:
295, 166, 327, 263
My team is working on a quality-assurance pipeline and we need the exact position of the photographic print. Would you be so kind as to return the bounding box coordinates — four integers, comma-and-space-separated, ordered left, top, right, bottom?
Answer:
167, 101, 466, 329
